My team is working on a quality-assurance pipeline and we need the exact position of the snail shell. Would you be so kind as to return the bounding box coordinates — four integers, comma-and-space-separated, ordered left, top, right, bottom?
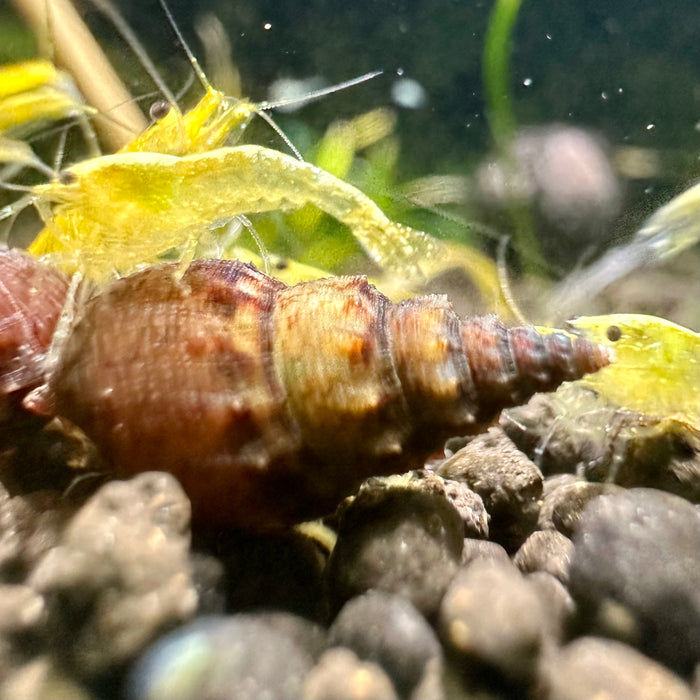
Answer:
0, 249, 69, 399
49, 259, 610, 531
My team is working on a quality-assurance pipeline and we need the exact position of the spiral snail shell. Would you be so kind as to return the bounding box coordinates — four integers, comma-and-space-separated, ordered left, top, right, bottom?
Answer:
42, 258, 610, 531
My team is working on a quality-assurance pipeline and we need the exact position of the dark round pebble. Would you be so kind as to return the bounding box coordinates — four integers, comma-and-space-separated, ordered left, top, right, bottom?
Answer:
439, 558, 545, 685
513, 530, 574, 584
326, 482, 463, 616
127, 611, 325, 700
569, 488, 700, 675
438, 427, 543, 551
328, 590, 442, 696
526, 572, 576, 644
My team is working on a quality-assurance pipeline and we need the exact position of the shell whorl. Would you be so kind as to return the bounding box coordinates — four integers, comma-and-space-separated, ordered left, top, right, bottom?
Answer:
47, 259, 610, 530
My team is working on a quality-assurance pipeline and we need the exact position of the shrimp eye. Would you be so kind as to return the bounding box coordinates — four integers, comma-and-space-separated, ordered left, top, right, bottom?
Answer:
149, 100, 171, 121
273, 257, 289, 271
606, 325, 622, 342
58, 169, 77, 185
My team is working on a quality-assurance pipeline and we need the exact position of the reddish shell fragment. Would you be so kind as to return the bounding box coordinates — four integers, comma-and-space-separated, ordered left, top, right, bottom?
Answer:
0, 249, 69, 397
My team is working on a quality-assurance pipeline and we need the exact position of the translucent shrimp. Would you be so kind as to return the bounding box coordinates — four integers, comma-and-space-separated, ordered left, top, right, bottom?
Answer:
569, 313, 699, 434
28, 146, 466, 281
13, 0, 509, 313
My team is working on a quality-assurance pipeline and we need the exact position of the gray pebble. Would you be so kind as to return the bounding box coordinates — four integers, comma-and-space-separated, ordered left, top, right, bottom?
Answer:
326, 479, 463, 616
538, 636, 695, 700
302, 648, 399, 700
537, 480, 623, 536
328, 590, 441, 696
513, 530, 574, 584
460, 538, 510, 567
29, 472, 197, 678
570, 488, 700, 675
438, 427, 542, 551
128, 611, 325, 700
526, 572, 576, 644
439, 558, 545, 685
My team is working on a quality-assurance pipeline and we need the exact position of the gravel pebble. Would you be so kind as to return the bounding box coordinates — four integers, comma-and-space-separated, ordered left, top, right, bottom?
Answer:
513, 530, 574, 584
438, 427, 543, 551
439, 558, 545, 685
29, 472, 197, 678
538, 636, 695, 700
460, 538, 510, 567
328, 590, 442, 696
537, 480, 623, 535
326, 478, 463, 616
569, 488, 700, 675
128, 611, 325, 700
526, 571, 576, 644
302, 648, 399, 700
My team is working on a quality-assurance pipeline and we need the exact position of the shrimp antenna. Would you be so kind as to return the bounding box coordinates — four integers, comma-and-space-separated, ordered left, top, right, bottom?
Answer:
86, 0, 180, 109
259, 70, 384, 112
155, 0, 212, 92
253, 71, 384, 161
253, 110, 304, 161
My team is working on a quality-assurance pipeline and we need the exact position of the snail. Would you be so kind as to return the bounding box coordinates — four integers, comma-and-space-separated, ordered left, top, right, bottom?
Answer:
3, 256, 609, 531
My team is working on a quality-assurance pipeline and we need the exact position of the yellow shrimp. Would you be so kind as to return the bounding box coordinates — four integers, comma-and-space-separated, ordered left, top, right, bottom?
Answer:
17, 0, 509, 312
569, 313, 699, 434
29, 146, 470, 282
